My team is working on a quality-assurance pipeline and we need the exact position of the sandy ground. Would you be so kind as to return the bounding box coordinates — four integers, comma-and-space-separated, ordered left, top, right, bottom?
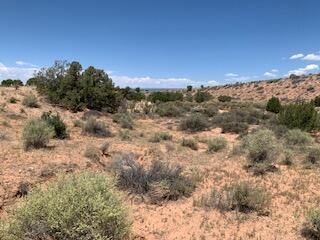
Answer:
1, 86, 320, 239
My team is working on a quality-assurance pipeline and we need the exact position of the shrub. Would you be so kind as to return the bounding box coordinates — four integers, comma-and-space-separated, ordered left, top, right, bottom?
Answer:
148, 91, 183, 103
150, 132, 172, 142
306, 146, 320, 165
203, 104, 219, 117
33, 61, 122, 112
194, 91, 211, 103
302, 209, 320, 239
179, 114, 209, 132
155, 102, 183, 117
266, 96, 281, 113
285, 129, 314, 146
187, 85, 192, 91
111, 154, 197, 202
22, 119, 53, 150
225, 182, 270, 213
73, 119, 83, 127
22, 94, 39, 108
9, 97, 18, 103
82, 110, 103, 120
82, 117, 111, 137
207, 137, 228, 152
112, 113, 134, 129
0, 172, 130, 240
218, 95, 232, 102
278, 103, 320, 131
181, 138, 198, 150
314, 96, 320, 107
221, 121, 249, 134
194, 182, 270, 214
84, 145, 101, 163
243, 129, 279, 165
41, 111, 68, 139
119, 129, 131, 141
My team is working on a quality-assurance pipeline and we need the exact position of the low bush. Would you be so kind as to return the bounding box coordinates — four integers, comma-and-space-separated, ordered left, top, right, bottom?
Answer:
278, 103, 320, 131
302, 209, 320, 239
207, 137, 227, 152
119, 129, 132, 141
306, 146, 320, 165
41, 111, 68, 139
73, 119, 83, 127
82, 117, 111, 137
148, 91, 183, 103
203, 104, 219, 117
0, 172, 130, 240
285, 129, 314, 146
221, 121, 249, 134
22, 119, 53, 150
181, 138, 198, 150
194, 182, 270, 214
112, 113, 134, 129
194, 91, 211, 103
179, 114, 209, 132
22, 94, 39, 108
9, 97, 18, 103
111, 154, 197, 202
266, 96, 281, 113
84, 145, 101, 163
314, 96, 320, 107
243, 129, 279, 166
218, 95, 232, 102
155, 102, 184, 117
150, 132, 172, 142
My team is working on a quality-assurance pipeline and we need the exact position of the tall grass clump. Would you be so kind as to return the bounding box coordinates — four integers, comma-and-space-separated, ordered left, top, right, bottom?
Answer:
181, 138, 198, 150
22, 94, 39, 108
179, 114, 209, 132
285, 129, 313, 146
0, 172, 130, 240
112, 113, 134, 129
22, 119, 53, 150
82, 117, 111, 137
207, 137, 228, 153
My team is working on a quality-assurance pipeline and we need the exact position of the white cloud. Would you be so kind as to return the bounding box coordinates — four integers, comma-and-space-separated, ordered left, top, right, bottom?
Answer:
0, 62, 39, 81
264, 72, 277, 78
224, 74, 255, 83
111, 74, 218, 88
15, 60, 38, 67
287, 64, 319, 76
271, 69, 279, 73
302, 53, 320, 61
290, 53, 304, 60
225, 73, 238, 77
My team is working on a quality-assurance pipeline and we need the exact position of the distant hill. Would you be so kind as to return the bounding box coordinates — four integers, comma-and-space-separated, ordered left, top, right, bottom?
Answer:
204, 73, 320, 102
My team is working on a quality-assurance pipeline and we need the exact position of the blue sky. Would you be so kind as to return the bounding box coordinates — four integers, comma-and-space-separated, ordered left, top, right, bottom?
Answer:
0, 0, 320, 88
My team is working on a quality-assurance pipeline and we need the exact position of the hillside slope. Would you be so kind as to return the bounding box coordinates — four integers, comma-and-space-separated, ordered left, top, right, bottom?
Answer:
206, 73, 320, 102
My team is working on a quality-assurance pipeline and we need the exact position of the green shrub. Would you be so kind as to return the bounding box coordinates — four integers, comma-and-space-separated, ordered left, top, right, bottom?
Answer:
207, 137, 228, 152
22, 94, 39, 108
314, 96, 320, 107
150, 132, 172, 142
41, 111, 68, 139
266, 96, 281, 113
9, 97, 18, 103
218, 95, 232, 102
179, 114, 209, 132
306, 146, 320, 165
203, 104, 219, 117
187, 85, 192, 91
221, 121, 249, 134
119, 129, 132, 141
1, 79, 23, 87
243, 129, 279, 165
33, 61, 122, 112
112, 113, 134, 129
194, 182, 270, 214
0, 172, 130, 240
285, 129, 313, 146
155, 102, 183, 117
194, 91, 211, 103
111, 154, 197, 203
82, 117, 111, 137
148, 91, 183, 103
302, 208, 320, 239
181, 138, 198, 150
84, 145, 101, 163
22, 119, 53, 150
278, 103, 320, 131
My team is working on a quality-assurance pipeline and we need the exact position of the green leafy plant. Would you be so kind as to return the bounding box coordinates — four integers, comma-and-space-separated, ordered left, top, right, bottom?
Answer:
266, 96, 281, 113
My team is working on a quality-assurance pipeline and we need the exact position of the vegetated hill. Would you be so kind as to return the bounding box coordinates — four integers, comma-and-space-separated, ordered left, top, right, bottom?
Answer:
205, 73, 320, 102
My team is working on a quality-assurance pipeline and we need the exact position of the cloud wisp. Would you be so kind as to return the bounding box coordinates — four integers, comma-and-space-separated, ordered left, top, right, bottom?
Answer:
0, 62, 39, 81
287, 64, 319, 76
